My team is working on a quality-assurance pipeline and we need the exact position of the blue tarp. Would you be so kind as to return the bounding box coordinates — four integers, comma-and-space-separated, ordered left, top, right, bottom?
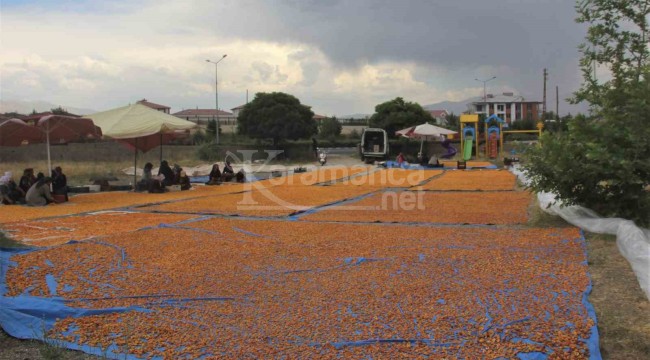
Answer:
383, 160, 497, 170
0, 223, 601, 359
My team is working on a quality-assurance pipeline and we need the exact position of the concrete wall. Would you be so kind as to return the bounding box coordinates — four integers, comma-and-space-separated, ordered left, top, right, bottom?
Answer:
0, 142, 197, 164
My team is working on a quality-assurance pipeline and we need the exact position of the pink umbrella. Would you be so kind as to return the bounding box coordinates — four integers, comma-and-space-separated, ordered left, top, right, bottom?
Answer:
0, 118, 43, 146
35, 115, 103, 175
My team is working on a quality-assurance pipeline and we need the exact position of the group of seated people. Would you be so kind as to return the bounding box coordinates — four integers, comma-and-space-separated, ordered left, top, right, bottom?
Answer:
396, 152, 443, 168
137, 160, 191, 193
205, 160, 245, 185
137, 159, 246, 192
0, 166, 69, 206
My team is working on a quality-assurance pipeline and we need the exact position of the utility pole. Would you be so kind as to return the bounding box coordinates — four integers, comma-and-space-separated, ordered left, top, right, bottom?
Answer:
556, 86, 559, 119
206, 55, 228, 144
542, 68, 547, 119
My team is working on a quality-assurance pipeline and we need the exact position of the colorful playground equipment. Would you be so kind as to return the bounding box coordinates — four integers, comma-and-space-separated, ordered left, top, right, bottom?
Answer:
459, 114, 479, 161
440, 138, 457, 159
484, 114, 504, 159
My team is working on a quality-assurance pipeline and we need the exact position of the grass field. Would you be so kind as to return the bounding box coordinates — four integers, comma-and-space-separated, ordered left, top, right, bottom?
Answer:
0, 167, 648, 359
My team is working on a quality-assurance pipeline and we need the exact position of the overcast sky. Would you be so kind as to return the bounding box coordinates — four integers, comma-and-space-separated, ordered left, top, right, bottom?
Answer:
1, 0, 590, 116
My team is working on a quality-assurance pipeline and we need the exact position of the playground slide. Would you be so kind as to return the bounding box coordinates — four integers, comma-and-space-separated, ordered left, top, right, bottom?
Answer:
463, 137, 473, 161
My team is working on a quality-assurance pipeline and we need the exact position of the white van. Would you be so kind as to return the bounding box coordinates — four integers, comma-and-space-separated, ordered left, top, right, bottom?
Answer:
359, 128, 389, 164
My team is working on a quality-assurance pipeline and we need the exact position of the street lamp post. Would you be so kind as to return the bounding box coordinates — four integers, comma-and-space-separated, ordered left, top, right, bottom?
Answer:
475, 76, 496, 102
206, 54, 227, 144
475, 76, 496, 116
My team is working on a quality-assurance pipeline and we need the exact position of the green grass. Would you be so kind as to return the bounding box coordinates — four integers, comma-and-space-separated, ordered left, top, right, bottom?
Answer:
525, 199, 650, 359
585, 232, 650, 359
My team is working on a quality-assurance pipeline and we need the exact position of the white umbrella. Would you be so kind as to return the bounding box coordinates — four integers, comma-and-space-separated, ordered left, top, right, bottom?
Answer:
396, 122, 458, 153
87, 103, 196, 187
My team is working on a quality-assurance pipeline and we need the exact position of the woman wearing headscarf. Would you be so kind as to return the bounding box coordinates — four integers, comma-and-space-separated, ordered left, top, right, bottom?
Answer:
51, 166, 68, 201
25, 176, 54, 206
222, 161, 235, 182
1, 172, 25, 205
19, 168, 36, 194
158, 160, 175, 187
206, 164, 222, 185
178, 170, 191, 190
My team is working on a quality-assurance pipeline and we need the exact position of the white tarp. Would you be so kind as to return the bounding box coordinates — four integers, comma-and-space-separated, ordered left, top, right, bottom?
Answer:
86, 103, 196, 139
511, 165, 650, 300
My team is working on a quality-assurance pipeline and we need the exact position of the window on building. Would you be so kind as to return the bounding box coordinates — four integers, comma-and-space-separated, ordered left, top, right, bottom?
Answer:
475, 105, 483, 112
497, 104, 505, 112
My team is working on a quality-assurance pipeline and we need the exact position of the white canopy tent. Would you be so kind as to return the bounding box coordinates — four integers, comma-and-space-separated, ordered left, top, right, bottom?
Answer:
86, 103, 197, 188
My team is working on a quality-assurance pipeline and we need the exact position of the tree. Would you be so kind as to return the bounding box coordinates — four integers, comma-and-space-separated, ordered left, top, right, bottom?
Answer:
51, 106, 69, 115
318, 117, 342, 140
445, 113, 460, 130
368, 97, 434, 138
237, 92, 317, 146
523, 0, 650, 226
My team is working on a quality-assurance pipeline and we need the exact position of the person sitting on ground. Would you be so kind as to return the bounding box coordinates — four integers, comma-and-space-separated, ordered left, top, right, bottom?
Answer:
1, 172, 25, 205
137, 162, 153, 192
396, 152, 405, 166
26, 176, 54, 206
179, 170, 191, 190
222, 161, 235, 182
138, 162, 163, 193
428, 155, 441, 167
19, 168, 36, 194
206, 164, 222, 185
172, 164, 183, 185
158, 160, 175, 187
51, 166, 68, 201
417, 152, 428, 166
235, 169, 246, 183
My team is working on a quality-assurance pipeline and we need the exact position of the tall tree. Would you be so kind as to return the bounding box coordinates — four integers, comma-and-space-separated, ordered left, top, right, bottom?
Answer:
237, 92, 317, 146
318, 117, 342, 140
369, 97, 434, 138
524, 0, 650, 225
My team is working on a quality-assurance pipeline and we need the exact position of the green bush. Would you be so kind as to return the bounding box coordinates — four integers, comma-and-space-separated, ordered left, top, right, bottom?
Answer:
524, 115, 649, 225
523, 0, 650, 227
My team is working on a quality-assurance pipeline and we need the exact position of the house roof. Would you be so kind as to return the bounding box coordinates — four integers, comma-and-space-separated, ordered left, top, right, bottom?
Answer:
173, 109, 234, 116
429, 110, 449, 118
472, 93, 541, 104
313, 114, 328, 120
231, 104, 246, 111
22, 111, 82, 121
137, 99, 171, 110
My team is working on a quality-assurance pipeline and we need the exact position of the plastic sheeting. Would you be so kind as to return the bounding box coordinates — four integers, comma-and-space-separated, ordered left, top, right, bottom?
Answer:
510, 165, 650, 300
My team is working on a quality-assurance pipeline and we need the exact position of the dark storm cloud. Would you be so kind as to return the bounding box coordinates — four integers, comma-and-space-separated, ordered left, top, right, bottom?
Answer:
188, 0, 588, 107
200, 0, 585, 70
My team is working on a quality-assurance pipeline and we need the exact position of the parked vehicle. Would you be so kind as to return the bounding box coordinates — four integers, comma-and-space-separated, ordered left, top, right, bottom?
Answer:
359, 128, 389, 164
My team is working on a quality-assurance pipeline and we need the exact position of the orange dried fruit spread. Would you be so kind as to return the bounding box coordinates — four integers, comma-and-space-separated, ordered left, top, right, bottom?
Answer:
0, 168, 598, 359
414, 169, 517, 191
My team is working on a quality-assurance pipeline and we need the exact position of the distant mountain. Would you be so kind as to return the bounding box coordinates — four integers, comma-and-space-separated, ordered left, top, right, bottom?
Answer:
337, 113, 371, 119
0, 99, 97, 116
422, 98, 478, 115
